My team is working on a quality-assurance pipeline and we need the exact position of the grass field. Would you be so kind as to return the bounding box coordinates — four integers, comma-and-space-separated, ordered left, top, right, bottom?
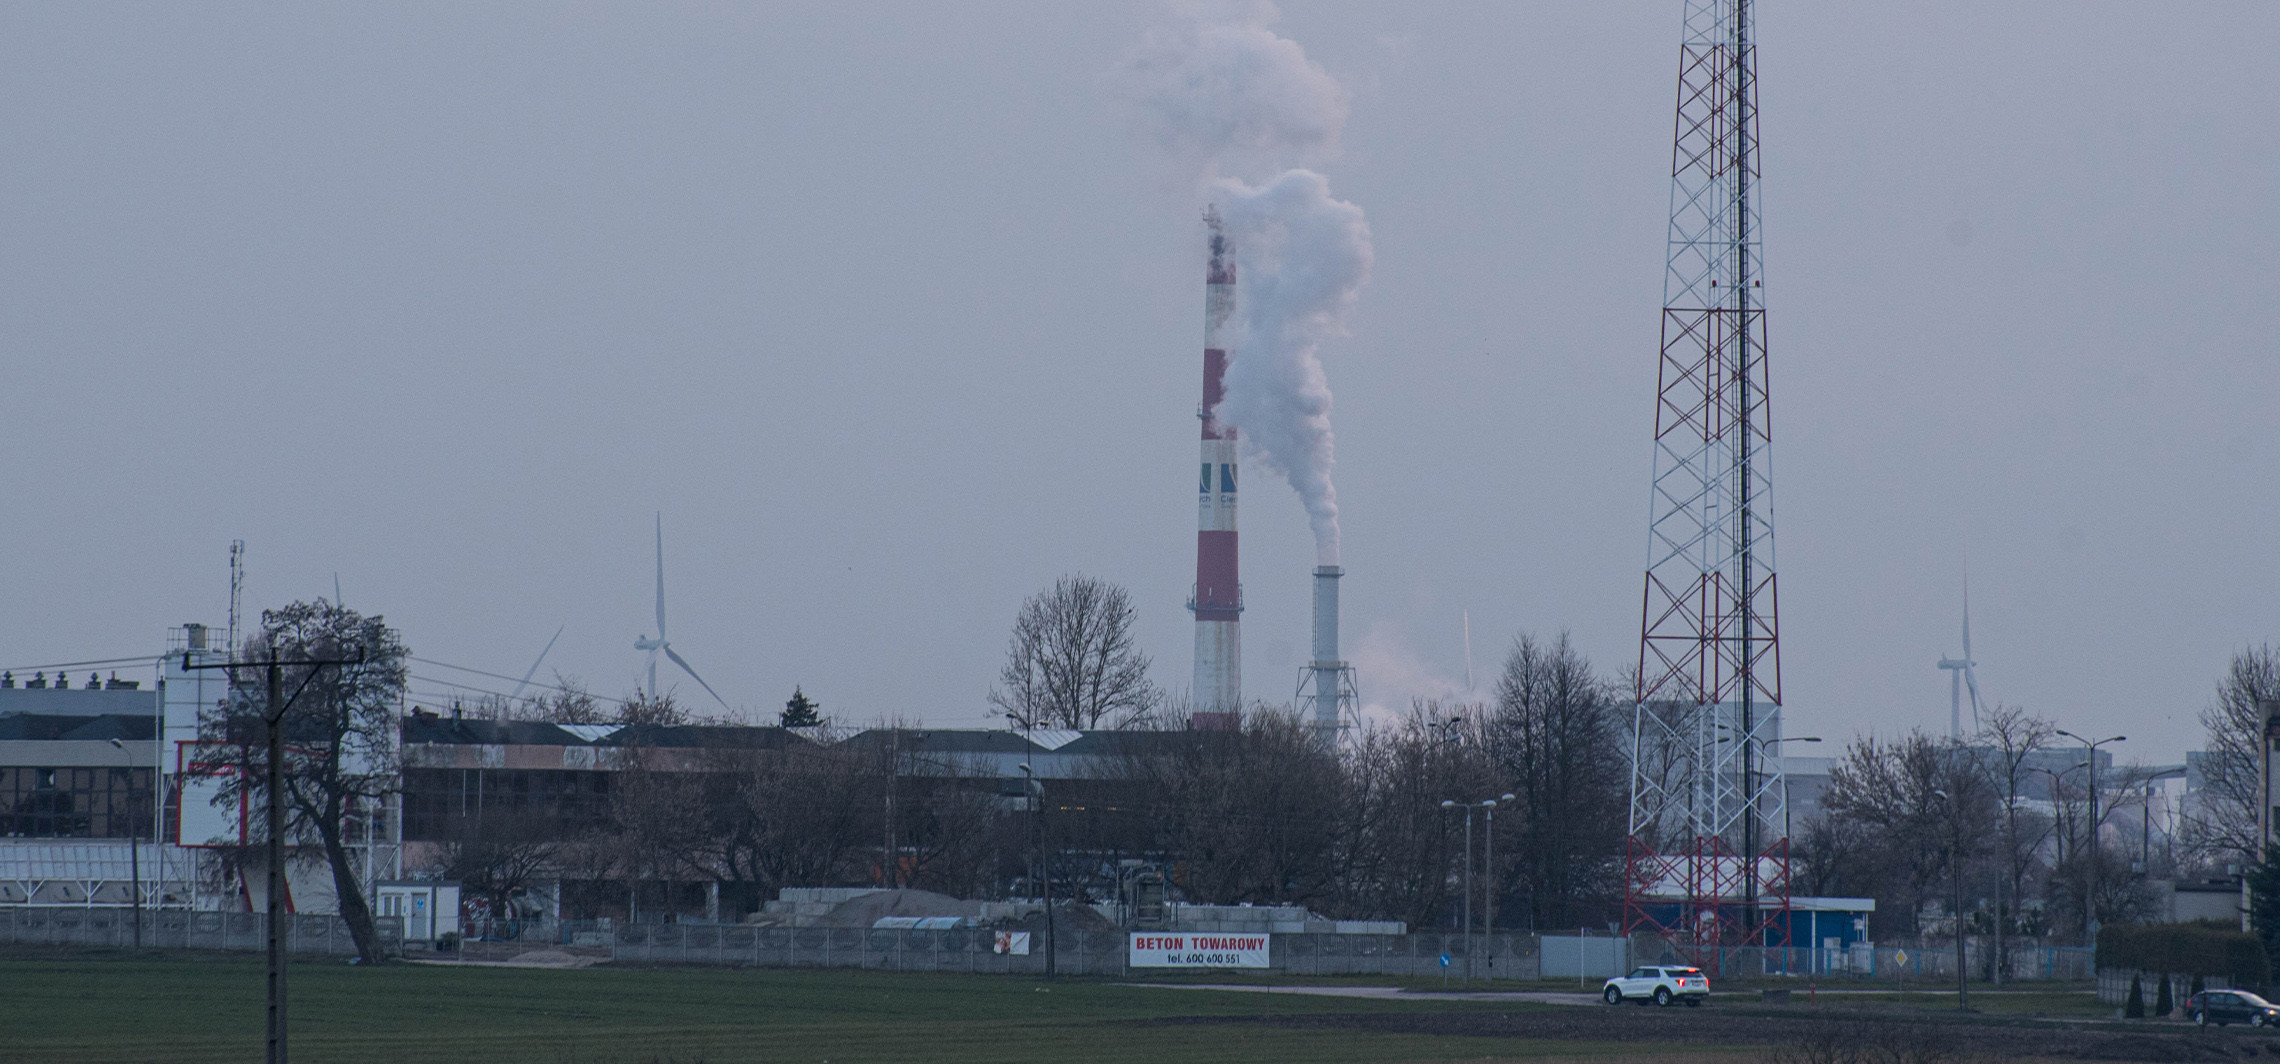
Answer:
0, 952, 1760, 1064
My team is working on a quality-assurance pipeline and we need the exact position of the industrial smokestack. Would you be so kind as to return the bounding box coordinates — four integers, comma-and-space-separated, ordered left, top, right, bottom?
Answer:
1189, 207, 1242, 723
1308, 564, 1346, 742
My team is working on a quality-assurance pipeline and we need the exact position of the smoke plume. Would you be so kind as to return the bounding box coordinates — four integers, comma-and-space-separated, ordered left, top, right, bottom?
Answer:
1214, 171, 1370, 563
1114, 1, 1347, 183
1116, 3, 1371, 565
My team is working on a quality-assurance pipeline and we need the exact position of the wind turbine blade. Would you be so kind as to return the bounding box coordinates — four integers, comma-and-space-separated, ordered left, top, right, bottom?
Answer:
1960, 570, 1971, 659
1463, 611, 1474, 693
1964, 665, 1984, 727
511, 626, 565, 702
334, 573, 343, 607
654, 512, 667, 640
664, 645, 731, 711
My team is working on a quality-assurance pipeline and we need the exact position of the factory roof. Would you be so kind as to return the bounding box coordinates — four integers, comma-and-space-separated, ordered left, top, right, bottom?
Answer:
399, 714, 809, 751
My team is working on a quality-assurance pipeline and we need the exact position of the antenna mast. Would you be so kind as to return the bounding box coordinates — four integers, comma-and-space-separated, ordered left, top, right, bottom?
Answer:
1624, 0, 1790, 970
228, 540, 246, 650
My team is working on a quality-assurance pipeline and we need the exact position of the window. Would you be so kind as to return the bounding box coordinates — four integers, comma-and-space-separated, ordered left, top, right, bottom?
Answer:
0, 766, 153, 838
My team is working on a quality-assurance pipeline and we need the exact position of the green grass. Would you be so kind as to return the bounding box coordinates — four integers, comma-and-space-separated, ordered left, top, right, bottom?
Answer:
0, 952, 1739, 1064
1789, 988, 2109, 1019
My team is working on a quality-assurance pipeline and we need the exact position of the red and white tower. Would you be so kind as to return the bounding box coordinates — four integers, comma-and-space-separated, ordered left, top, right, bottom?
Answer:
1190, 208, 1242, 718
1623, 0, 1792, 968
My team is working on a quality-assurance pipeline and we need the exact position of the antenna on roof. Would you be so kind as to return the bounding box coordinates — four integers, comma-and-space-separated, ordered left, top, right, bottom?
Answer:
228, 540, 246, 650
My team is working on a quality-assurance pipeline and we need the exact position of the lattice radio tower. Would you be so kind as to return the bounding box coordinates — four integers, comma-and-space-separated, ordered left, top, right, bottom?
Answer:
1624, 0, 1791, 965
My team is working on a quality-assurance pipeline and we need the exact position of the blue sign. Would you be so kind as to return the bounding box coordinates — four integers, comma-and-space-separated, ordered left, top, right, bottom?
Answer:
1438, 953, 1452, 968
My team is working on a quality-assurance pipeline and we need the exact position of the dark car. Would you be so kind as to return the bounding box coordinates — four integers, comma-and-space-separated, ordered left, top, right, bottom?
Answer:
2185, 990, 2280, 1027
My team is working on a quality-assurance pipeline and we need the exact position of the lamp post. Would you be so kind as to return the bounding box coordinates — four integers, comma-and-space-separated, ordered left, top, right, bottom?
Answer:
1764, 736, 1822, 850
106, 737, 142, 950
1933, 788, 1966, 1011
1722, 727, 1820, 947
1018, 759, 1053, 979
1485, 792, 1514, 979
1442, 796, 1502, 986
2258, 705, 2280, 934
2056, 730, 2125, 940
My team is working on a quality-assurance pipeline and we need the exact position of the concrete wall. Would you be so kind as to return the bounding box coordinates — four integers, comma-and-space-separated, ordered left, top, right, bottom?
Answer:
0, 908, 403, 954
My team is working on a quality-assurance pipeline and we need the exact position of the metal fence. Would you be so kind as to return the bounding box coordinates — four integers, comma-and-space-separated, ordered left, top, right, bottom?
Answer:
1669, 943, 2095, 982
464, 917, 617, 948
611, 927, 1542, 977
611, 927, 2098, 982
0, 908, 403, 956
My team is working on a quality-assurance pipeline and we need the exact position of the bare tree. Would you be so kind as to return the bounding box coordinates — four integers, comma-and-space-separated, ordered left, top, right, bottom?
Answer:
1487, 633, 1628, 928
439, 811, 561, 931
196, 600, 408, 964
988, 575, 1162, 729
1117, 707, 1342, 906
2188, 646, 2280, 868
1821, 731, 1995, 937
508, 678, 608, 725
1334, 700, 1492, 928
1977, 705, 2056, 977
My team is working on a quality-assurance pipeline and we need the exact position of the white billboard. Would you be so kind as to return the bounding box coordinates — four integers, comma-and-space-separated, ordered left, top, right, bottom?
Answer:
1128, 932, 1270, 969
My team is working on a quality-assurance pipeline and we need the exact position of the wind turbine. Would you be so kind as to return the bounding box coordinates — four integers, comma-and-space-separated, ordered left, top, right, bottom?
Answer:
508, 626, 565, 703
1936, 579, 1983, 739
633, 513, 732, 712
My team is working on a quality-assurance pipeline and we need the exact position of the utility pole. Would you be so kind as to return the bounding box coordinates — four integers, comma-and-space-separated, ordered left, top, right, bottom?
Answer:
182, 647, 362, 1064
883, 729, 898, 889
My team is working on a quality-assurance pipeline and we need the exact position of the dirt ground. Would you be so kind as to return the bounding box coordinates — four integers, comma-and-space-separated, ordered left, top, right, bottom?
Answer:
1144, 1004, 2280, 1062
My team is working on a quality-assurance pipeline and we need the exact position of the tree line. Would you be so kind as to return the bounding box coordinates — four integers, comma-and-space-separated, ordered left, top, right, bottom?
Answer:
205, 581, 2280, 969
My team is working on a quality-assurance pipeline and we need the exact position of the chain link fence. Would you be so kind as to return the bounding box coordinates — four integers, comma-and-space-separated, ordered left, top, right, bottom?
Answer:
611, 927, 1542, 977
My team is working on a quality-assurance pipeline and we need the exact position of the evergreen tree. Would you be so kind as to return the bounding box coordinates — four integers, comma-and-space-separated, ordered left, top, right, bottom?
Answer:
2155, 973, 2173, 1018
2126, 974, 2145, 1018
780, 686, 822, 728
2248, 844, 2280, 973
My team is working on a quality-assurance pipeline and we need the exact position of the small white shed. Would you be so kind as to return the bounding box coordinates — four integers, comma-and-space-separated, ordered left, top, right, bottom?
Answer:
375, 880, 462, 944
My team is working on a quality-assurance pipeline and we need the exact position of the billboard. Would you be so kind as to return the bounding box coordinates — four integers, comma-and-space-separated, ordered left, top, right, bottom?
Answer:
1128, 933, 1270, 969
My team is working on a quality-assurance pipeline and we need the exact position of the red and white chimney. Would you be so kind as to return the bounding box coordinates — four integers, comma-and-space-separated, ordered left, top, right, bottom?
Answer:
1190, 208, 1242, 719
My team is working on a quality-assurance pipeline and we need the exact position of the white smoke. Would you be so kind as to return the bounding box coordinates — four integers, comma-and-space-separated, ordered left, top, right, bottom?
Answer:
1116, 3, 1371, 565
1113, 1, 1348, 184
1213, 171, 1370, 563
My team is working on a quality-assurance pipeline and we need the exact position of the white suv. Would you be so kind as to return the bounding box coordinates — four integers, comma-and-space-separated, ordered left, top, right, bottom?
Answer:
1602, 965, 1709, 1007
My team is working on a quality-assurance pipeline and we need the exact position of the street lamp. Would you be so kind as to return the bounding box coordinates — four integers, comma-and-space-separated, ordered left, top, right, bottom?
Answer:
1767, 737, 1821, 846
1017, 759, 1053, 979
1442, 795, 1505, 985
107, 737, 142, 950
1932, 788, 1966, 1011
2055, 730, 2126, 939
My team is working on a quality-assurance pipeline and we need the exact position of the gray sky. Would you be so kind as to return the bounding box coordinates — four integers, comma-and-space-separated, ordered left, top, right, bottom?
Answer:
1, 2, 2272, 765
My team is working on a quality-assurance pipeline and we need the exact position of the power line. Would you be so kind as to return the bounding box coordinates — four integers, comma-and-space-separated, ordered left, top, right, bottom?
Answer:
407, 656, 635, 707
0, 654, 164, 673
